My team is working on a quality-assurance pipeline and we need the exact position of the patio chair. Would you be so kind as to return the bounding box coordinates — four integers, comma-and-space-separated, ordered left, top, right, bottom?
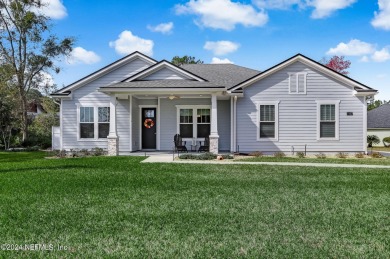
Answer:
174, 134, 188, 153
198, 137, 209, 152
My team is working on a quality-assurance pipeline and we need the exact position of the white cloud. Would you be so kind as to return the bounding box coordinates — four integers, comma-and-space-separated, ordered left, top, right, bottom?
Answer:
109, 31, 154, 56
326, 39, 375, 56
371, 0, 390, 30
33, 0, 68, 19
37, 71, 54, 88
204, 41, 239, 56
360, 56, 369, 62
377, 73, 388, 78
67, 47, 101, 65
147, 22, 174, 34
371, 47, 390, 62
175, 0, 268, 31
308, 0, 357, 19
253, 0, 356, 18
211, 57, 234, 64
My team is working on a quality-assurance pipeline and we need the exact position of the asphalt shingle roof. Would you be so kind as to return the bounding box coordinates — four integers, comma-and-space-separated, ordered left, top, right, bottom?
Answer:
367, 104, 390, 129
181, 64, 260, 88
102, 80, 223, 89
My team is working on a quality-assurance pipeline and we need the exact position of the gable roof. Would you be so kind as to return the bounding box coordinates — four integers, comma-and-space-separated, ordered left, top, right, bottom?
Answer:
181, 64, 260, 88
52, 51, 157, 95
229, 54, 377, 93
368, 104, 390, 129
122, 60, 207, 82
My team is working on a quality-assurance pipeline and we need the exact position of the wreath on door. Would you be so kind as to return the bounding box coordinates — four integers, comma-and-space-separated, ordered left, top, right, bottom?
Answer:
144, 118, 155, 129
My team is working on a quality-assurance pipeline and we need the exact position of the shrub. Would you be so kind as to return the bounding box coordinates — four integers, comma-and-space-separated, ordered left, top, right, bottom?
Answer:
383, 137, 390, 147
354, 152, 365, 159
367, 135, 380, 147
315, 153, 326, 159
179, 154, 198, 160
221, 154, 234, 159
79, 149, 90, 156
249, 151, 263, 157
296, 152, 305, 158
336, 152, 348, 159
91, 147, 105, 156
371, 152, 384, 158
273, 152, 286, 158
197, 152, 217, 160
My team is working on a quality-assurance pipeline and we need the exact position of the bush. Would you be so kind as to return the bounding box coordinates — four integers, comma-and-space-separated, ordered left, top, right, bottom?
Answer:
296, 152, 305, 158
315, 153, 326, 159
249, 151, 263, 157
355, 152, 365, 159
221, 154, 234, 159
383, 137, 390, 147
367, 135, 380, 147
336, 152, 348, 159
179, 154, 198, 160
91, 147, 105, 156
371, 152, 384, 158
273, 152, 286, 158
197, 152, 217, 160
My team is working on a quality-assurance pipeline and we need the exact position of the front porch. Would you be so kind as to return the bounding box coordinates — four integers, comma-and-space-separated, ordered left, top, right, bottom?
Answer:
105, 92, 234, 156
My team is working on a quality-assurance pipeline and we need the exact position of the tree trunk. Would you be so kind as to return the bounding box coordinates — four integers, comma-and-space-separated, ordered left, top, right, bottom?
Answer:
19, 87, 29, 142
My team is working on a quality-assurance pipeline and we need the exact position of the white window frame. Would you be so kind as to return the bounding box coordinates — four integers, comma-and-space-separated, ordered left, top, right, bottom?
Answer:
176, 105, 211, 142
76, 103, 110, 141
316, 100, 340, 141
257, 101, 280, 141
288, 72, 307, 94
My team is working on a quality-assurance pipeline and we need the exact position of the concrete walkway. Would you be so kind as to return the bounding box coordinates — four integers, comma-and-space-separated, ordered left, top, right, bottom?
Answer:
141, 154, 390, 169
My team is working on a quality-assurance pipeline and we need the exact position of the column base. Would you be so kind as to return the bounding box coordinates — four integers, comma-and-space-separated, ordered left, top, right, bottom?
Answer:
209, 135, 219, 154
107, 136, 119, 156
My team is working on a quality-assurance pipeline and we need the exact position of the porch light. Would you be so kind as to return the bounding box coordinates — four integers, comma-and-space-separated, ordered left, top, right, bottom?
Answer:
168, 95, 179, 100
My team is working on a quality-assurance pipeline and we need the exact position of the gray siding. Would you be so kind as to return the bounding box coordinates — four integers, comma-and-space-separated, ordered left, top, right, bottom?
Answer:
217, 100, 231, 151
117, 99, 130, 152
237, 61, 365, 153
143, 68, 188, 80
131, 97, 139, 151
61, 59, 150, 150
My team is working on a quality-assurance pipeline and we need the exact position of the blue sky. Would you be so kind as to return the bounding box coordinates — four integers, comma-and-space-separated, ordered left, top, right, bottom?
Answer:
44, 0, 390, 99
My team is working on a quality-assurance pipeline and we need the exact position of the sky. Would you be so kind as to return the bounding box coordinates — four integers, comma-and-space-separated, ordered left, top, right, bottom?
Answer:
41, 0, 390, 100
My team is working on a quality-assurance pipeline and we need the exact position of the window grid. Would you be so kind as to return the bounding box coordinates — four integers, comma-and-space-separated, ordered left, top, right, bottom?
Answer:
289, 73, 306, 94
320, 104, 336, 138
178, 108, 211, 139
259, 105, 276, 139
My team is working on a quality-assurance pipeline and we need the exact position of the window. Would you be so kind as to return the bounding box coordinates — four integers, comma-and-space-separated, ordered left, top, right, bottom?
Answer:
179, 109, 193, 138
197, 109, 210, 138
289, 73, 307, 94
80, 107, 94, 138
177, 106, 211, 139
258, 101, 279, 141
79, 106, 110, 140
98, 107, 110, 139
316, 100, 340, 140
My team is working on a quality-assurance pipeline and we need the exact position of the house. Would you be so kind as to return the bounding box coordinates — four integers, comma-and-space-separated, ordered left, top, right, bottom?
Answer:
51, 52, 377, 155
367, 104, 390, 146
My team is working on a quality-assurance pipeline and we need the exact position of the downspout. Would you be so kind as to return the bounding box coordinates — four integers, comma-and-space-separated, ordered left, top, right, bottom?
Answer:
230, 96, 234, 152
233, 96, 237, 153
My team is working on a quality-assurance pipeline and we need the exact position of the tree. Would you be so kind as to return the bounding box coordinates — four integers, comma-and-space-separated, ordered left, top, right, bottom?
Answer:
367, 135, 380, 148
0, 0, 74, 142
367, 99, 390, 111
320, 56, 351, 75
171, 55, 204, 66
0, 88, 18, 150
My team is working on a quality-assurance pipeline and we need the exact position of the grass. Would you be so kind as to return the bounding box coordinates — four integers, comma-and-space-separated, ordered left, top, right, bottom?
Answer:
237, 156, 390, 165
0, 152, 390, 258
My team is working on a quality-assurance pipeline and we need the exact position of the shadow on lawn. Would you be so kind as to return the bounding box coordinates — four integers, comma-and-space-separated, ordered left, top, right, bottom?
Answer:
0, 165, 93, 174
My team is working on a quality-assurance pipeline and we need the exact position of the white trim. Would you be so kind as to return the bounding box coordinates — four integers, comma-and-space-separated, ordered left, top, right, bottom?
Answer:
57, 52, 156, 94
230, 96, 234, 152
233, 96, 237, 152
76, 103, 110, 141
138, 105, 158, 150
175, 105, 212, 142
157, 98, 161, 150
288, 72, 307, 94
98, 88, 223, 94
257, 101, 280, 141
124, 61, 206, 82
129, 95, 133, 152
60, 99, 63, 150
230, 55, 373, 92
316, 100, 340, 141
363, 97, 367, 154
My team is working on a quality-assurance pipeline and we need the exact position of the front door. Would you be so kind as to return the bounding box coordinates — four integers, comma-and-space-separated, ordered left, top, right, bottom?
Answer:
142, 108, 157, 149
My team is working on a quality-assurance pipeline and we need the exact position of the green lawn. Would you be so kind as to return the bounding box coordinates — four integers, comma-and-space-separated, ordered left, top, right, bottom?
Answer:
372, 146, 390, 152
1, 152, 390, 258
237, 156, 390, 165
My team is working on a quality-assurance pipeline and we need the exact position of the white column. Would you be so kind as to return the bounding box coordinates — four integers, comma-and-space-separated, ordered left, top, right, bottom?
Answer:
209, 93, 219, 154
107, 95, 118, 156
363, 96, 368, 154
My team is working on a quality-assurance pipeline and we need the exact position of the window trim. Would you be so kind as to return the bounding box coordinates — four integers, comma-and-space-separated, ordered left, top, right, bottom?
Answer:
288, 72, 307, 94
257, 101, 280, 141
76, 103, 110, 141
316, 100, 340, 141
176, 105, 211, 141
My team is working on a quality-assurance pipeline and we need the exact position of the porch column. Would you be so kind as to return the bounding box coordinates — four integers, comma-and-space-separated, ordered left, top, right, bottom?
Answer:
107, 95, 118, 156
209, 93, 219, 154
